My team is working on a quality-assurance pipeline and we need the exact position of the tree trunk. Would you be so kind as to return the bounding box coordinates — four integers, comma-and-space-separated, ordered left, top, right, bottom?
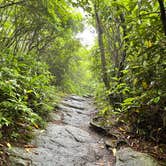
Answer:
94, 5, 110, 90
117, 13, 127, 80
158, 0, 166, 36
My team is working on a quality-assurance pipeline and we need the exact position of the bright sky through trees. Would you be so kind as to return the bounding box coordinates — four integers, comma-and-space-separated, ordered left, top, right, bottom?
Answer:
76, 26, 96, 47
76, 7, 97, 47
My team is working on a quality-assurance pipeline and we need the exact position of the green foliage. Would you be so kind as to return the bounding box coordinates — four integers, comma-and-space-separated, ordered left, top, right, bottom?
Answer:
61, 48, 95, 95
120, 37, 166, 140
0, 0, 91, 143
0, 50, 57, 140
86, 0, 166, 142
0, 0, 164, 146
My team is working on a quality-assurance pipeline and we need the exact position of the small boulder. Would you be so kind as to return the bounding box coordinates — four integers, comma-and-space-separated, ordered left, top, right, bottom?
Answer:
116, 147, 159, 166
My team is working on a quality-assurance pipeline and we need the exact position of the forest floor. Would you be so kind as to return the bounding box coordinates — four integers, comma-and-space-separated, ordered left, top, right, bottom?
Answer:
7, 95, 115, 166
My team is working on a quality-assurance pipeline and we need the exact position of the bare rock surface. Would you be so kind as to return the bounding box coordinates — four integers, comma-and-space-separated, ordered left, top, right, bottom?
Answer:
9, 95, 114, 166
116, 147, 159, 166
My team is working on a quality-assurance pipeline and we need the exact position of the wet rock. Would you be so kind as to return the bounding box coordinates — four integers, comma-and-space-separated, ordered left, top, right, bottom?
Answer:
58, 104, 90, 127
69, 95, 87, 101
49, 112, 62, 121
9, 125, 98, 166
89, 117, 108, 134
105, 138, 128, 150
116, 147, 159, 166
105, 139, 118, 148
61, 101, 85, 110
9, 95, 114, 166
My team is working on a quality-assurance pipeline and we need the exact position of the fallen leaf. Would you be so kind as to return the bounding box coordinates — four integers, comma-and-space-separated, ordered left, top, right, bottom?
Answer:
118, 127, 125, 132
33, 123, 39, 129
24, 144, 36, 148
0, 143, 4, 147
6, 142, 12, 150
112, 148, 116, 156
25, 148, 31, 153
99, 145, 105, 149
40, 130, 45, 133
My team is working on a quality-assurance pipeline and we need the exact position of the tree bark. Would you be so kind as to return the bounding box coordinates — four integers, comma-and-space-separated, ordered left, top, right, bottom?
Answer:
158, 0, 166, 36
94, 5, 110, 90
117, 13, 127, 80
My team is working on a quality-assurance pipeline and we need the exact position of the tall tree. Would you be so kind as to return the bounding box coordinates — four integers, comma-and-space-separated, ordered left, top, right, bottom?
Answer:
94, 3, 110, 90
158, 0, 166, 35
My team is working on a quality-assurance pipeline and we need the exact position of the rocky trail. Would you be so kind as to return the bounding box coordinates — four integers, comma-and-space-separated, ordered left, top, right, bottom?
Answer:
9, 95, 114, 166
8, 95, 160, 166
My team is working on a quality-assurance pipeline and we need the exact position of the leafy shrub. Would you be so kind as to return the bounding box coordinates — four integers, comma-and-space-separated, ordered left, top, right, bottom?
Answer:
112, 38, 166, 142
0, 50, 57, 140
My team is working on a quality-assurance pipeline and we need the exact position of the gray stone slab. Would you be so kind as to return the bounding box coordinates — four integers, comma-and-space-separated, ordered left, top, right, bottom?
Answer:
116, 147, 159, 166
9, 95, 113, 166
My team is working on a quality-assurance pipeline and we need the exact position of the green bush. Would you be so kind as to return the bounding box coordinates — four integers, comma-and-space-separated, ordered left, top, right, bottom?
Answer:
0, 50, 57, 140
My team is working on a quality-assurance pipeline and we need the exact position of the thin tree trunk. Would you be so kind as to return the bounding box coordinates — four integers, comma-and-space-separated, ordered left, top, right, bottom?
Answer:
94, 5, 110, 90
117, 13, 127, 80
158, 0, 166, 36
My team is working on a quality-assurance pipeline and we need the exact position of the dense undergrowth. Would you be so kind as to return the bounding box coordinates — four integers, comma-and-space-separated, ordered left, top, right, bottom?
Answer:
72, 0, 166, 146
0, 50, 59, 142
0, 1, 93, 153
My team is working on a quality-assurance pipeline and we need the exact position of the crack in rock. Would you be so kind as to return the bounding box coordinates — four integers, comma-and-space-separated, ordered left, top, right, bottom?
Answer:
65, 128, 86, 143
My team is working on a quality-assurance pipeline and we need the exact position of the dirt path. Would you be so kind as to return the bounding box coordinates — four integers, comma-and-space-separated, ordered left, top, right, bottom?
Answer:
9, 95, 115, 166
